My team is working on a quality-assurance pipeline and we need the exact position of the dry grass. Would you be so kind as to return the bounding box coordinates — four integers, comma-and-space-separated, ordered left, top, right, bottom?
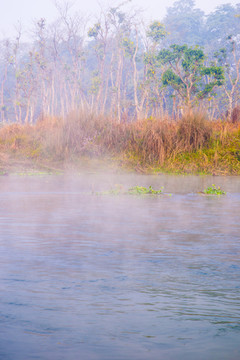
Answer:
177, 111, 212, 152
35, 112, 109, 159
0, 123, 35, 152
102, 111, 213, 166
0, 110, 239, 174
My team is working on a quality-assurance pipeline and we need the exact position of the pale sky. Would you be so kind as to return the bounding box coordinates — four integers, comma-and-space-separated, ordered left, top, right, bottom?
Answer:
0, 0, 239, 40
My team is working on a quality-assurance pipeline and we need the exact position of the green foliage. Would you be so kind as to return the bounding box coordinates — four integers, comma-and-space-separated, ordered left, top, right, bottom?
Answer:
88, 23, 101, 39
127, 185, 163, 195
144, 52, 158, 66
147, 21, 167, 43
158, 45, 187, 63
198, 66, 225, 98
203, 184, 226, 195
158, 44, 224, 104
162, 69, 182, 87
182, 47, 205, 70
121, 37, 135, 57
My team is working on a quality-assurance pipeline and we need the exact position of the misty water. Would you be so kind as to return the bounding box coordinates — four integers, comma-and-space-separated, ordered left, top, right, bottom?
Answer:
0, 173, 240, 360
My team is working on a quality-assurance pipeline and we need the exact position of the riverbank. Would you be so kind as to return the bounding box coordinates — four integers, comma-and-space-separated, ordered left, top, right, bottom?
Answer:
0, 112, 240, 175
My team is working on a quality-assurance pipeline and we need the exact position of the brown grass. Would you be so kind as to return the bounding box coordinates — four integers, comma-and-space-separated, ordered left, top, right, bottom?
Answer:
35, 112, 109, 159
177, 111, 212, 152
101, 111, 213, 166
0, 110, 239, 174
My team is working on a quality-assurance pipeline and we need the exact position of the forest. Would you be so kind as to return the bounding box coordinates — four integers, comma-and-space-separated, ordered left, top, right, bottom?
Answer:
0, 0, 240, 175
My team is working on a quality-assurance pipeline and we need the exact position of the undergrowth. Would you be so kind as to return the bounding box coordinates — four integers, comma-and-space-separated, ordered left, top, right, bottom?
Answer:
0, 111, 239, 175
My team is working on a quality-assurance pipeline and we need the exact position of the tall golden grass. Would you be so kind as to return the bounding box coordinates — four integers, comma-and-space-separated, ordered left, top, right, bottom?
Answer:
101, 111, 213, 165
0, 110, 239, 173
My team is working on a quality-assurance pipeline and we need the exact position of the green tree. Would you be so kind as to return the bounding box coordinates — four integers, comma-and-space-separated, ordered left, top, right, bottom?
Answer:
158, 44, 224, 108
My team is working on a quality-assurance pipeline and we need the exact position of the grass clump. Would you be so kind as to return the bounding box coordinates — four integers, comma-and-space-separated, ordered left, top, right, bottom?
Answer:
177, 111, 212, 152
127, 185, 163, 195
202, 184, 226, 195
103, 111, 215, 171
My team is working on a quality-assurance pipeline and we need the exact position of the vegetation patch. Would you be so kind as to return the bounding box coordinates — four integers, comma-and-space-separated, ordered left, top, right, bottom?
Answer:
96, 185, 165, 196
0, 113, 240, 176
201, 184, 226, 195
127, 185, 163, 195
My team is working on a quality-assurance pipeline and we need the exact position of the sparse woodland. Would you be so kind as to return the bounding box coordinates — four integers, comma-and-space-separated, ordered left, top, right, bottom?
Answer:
0, 0, 239, 124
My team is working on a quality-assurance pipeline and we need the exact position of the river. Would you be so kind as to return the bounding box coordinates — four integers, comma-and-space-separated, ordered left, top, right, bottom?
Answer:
0, 173, 240, 359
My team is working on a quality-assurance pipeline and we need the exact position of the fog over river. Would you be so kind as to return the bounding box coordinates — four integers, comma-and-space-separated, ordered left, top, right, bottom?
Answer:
0, 173, 240, 360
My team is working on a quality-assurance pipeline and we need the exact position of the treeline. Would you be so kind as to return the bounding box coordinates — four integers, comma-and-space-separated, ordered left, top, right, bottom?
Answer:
0, 0, 239, 124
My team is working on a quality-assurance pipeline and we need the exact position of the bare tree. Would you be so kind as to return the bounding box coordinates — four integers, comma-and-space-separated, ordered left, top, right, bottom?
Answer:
0, 39, 11, 123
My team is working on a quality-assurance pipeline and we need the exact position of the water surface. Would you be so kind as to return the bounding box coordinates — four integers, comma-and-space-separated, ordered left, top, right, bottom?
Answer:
0, 174, 240, 359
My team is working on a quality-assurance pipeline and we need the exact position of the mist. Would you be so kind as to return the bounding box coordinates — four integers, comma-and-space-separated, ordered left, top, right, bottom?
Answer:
1, 172, 240, 359
0, 0, 239, 125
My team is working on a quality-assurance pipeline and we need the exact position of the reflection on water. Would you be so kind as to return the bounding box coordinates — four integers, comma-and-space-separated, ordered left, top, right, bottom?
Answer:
0, 174, 240, 360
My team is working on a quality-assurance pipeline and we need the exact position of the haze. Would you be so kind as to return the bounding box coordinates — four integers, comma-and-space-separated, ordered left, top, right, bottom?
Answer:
1, 0, 239, 39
